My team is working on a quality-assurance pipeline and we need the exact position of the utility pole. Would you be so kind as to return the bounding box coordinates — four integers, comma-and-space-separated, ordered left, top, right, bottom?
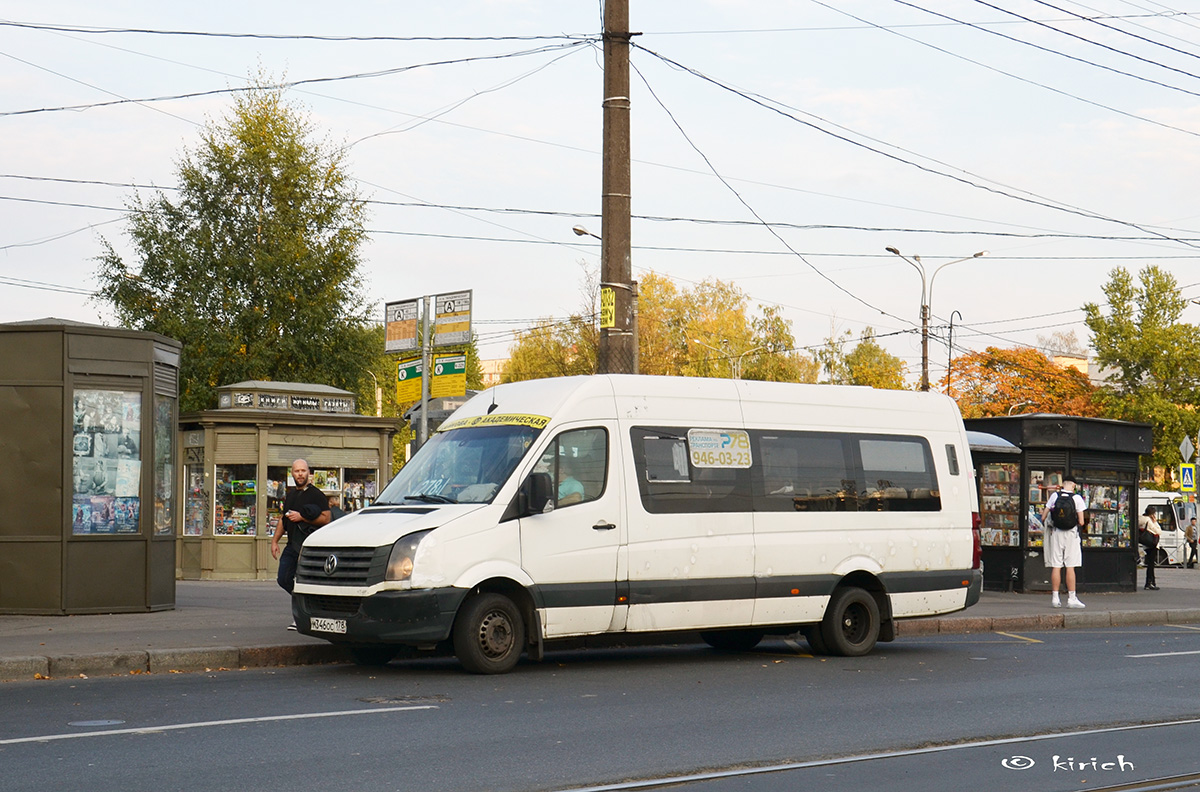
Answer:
598, 0, 634, 374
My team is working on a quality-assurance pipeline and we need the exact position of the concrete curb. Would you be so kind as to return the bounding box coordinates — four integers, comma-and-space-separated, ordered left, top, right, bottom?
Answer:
0, 644, 349, 682
896, 609, 1200, 637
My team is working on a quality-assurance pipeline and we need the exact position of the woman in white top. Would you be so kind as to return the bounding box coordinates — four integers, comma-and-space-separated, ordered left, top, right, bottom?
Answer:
1138, 505, 1162, 590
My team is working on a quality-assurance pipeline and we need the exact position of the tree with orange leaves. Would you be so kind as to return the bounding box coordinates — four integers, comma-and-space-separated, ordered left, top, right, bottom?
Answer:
945, 346, 1100, 419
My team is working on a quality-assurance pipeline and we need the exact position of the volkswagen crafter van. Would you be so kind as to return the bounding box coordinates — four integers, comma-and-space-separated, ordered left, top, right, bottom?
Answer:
293, 375, 983, 673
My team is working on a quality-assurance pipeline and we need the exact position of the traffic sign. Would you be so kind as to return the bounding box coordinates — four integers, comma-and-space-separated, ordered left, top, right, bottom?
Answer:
1182, 464, 1196, 493
434, 290, 472, 346
430, 354, 467, 399
1183, 436, 1196, 464
384, 300, 420, 353
396, 357, 422, 404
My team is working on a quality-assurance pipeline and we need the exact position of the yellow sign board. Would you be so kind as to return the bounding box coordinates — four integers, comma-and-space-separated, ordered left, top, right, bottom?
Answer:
396, 357, 422, 404
430, 354, 467, 399
599, 286, 615, 329
1182, 464, 1196, 493
438, 413, 550, 432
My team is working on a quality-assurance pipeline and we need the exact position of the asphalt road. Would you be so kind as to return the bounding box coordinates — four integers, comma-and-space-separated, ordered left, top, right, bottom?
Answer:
3, 625, 1200, 792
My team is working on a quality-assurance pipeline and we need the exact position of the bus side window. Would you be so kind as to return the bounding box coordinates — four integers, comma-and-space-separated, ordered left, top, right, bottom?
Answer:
945, 444, 960, 476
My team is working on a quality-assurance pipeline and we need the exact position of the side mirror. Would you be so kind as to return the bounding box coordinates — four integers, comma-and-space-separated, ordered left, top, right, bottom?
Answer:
522, 472, 554, 516
501, 471, 555, 522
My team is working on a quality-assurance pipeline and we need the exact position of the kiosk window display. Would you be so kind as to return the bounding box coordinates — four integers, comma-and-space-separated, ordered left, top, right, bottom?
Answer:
214, 463, 257, 535
265, 465, 378, 519
184, 462, 205, 537
979, 462, 1021, 547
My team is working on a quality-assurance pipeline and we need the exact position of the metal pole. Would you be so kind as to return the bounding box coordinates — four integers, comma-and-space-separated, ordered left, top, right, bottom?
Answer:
947, 310, 961, 393
417, 294, 432, 447
599, 0, 633, 374
920, 303, 930, 392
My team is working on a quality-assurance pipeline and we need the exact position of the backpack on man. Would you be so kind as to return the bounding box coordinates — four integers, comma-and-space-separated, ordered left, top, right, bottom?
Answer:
1049, 491, 1078, 530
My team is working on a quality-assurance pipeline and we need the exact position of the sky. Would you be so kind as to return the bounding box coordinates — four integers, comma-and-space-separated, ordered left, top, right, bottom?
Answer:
4, 1, 1200, 384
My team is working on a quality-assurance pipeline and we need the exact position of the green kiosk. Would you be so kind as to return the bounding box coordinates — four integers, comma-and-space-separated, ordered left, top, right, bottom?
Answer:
0, 319, 181, 614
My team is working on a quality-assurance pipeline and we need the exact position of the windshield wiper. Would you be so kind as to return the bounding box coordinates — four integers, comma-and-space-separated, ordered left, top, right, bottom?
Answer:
402, 493, 457, 504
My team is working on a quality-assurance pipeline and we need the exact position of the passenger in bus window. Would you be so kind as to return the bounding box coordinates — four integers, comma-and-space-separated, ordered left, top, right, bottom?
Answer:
557, 455, 585, 506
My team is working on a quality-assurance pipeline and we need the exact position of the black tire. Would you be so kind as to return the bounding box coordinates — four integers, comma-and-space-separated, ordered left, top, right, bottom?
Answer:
820, 587, 880, 657
452, 593, 525, 674
802, 626, 829, 655
700, 629, 765, 652
348, 645, 398, 666
1155, 547, 1171, 567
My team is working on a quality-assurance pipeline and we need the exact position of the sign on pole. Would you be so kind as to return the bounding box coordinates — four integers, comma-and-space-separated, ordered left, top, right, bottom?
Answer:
1182, 436, 1195, 464
385, 300, 420, 353
1182, 464, 1197, 493
396, 357, 422, 404
434, 290, 472, 346
430, 354, 467, 399
599, 286, 615, 329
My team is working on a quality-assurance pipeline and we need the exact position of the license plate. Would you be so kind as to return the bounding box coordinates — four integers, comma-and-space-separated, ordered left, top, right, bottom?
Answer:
310, 617, 347, 634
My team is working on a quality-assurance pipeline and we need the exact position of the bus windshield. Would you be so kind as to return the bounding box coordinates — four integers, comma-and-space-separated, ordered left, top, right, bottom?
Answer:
376, 423, 544, 505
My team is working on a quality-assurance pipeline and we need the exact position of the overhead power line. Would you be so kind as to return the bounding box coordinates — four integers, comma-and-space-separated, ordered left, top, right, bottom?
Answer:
0, 20, 592, 43
0, 40, 594, 117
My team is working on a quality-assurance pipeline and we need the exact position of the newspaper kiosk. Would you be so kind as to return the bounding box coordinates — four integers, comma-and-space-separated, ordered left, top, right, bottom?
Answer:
966, 414, 1152, 593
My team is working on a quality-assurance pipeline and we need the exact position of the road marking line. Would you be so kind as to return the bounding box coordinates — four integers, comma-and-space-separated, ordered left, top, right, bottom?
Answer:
0, 705, 437, 746
1126, 649, 1200, 658
994, 632, 1042, 644
551, 716, 1200, 792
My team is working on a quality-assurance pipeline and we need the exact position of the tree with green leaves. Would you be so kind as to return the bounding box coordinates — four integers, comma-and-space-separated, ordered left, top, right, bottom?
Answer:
817, 327, 907, 389
94, 82, 374, 413
1084, 265, 1200, 470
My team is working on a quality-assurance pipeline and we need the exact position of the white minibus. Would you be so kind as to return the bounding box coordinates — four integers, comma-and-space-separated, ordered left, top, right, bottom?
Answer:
1138, 489, 1196, 566
293, 375, 982, 673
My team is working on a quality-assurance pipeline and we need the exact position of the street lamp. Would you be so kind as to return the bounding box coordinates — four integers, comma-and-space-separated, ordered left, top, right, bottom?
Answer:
572, 224, 601, 241
885, 247, 988, 392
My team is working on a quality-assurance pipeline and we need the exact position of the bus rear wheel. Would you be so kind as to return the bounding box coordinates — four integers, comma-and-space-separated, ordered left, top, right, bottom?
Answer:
820, 587, 880, 657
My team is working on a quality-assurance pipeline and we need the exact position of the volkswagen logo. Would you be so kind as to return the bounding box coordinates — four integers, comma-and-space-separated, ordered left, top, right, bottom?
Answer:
323, 554, 339, 576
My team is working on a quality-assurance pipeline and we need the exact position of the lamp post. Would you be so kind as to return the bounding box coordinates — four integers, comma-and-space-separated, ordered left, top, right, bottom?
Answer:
366, 370, 382, 417
692, 338, 733, 378
885, 247, 988, 392
947, 310, 962, 393
735, 345, 763, 380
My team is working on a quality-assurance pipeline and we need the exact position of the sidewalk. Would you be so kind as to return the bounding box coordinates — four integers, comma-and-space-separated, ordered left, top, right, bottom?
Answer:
2, 568, 1199, 681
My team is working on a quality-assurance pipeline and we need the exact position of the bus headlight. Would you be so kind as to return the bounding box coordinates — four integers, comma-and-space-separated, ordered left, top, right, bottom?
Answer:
385, 530, 431, 582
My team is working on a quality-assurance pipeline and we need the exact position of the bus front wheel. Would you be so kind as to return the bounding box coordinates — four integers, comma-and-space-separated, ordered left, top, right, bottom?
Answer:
453, 593, 525, 674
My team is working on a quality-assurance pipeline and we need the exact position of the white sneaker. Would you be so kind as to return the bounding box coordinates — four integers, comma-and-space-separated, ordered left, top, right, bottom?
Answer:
287, 621, 297, 631
1051, 598, 1062, 608
1067, 597, 1085, 609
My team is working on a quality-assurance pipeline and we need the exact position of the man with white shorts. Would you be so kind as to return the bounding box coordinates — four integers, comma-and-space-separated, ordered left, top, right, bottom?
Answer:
1042, 479, 1087, 608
